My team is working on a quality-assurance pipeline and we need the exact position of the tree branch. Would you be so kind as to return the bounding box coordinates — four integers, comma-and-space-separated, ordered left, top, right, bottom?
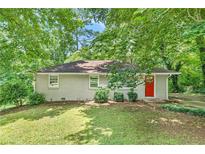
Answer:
186, 9, 198, 22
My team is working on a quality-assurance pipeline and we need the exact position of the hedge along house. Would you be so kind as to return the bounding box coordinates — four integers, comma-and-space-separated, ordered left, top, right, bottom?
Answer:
35, 60, 180, 101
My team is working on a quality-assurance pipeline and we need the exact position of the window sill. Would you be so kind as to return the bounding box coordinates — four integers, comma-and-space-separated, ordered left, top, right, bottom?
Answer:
119, 88, 136, 90
48, 86, 59, 89
89, 87, 98, 90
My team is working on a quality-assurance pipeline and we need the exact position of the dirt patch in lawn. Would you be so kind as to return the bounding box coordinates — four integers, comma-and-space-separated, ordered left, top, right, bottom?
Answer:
115, 101, 205, 143
155, 110, 205, 143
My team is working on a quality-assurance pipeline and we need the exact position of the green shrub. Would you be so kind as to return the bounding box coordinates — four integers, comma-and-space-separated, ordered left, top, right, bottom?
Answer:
114, 92, 124, 102
161, 104, 205, 117
0, 80, 28, 106
29, 92, 46, 105
194, 87, 205, 94
94, 88, 109, 103
127, 89, 138, 102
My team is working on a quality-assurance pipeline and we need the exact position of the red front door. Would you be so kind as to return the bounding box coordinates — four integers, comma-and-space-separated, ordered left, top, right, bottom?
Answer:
145, 75, 154, 97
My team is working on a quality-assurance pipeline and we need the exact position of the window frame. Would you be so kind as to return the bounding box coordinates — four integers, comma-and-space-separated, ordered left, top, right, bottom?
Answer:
48, 74, 59, 88
89, 75, 99, 89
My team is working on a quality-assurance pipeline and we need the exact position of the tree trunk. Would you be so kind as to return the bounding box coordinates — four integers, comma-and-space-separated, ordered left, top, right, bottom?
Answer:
199, 48, 205, 86
171, 75, 180, 92
160, 43, 183, 92
172, 62, 183, 92
75, 31, 79, 51
196, 35, 205, 86
19, 100, 23, 106
160, 43, 181, 92
201, 56, 205, 86
166, 61, 182, 93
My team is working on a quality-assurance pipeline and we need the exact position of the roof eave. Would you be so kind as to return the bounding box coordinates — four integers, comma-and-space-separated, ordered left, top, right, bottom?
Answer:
153, 72, 181, 75
36, 72, 107, 75
36, 72, 180, 75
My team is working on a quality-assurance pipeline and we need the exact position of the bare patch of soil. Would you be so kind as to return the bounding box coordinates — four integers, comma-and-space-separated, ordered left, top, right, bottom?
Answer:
157, 111, 205, 143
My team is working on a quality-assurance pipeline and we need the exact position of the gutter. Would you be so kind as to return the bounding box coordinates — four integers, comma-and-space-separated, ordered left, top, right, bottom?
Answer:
36, 72, 181, 75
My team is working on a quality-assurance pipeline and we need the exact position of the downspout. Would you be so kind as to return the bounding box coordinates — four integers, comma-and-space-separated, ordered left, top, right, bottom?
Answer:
166, 74, 172, 100
33, 73, 36, 92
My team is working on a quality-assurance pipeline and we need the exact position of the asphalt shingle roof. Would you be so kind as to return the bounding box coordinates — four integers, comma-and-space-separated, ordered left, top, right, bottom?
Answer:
38, 60, 179, 74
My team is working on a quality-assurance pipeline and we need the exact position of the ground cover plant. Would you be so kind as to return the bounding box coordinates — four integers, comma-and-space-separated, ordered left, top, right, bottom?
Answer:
161, 104, 205, 117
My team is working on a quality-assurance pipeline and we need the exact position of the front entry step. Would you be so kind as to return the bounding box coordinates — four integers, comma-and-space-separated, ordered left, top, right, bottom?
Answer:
142, 98, 167, 103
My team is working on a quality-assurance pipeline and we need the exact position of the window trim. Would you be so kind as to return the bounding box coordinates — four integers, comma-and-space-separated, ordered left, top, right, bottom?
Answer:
48, 74, 59, 88
89, 75, 99, 89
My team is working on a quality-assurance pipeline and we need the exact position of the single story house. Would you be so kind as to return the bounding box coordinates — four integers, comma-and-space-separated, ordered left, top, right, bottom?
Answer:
35, 60, 180, 101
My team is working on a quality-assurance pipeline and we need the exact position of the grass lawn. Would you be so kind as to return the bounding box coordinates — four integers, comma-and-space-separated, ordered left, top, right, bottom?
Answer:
0, 104, 17, 112
0, 102, 205, 144
169, 93, 205, 108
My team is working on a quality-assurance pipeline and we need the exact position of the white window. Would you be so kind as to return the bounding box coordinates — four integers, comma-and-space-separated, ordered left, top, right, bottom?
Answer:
49, 74, 59, 88
89, 75, 99, 89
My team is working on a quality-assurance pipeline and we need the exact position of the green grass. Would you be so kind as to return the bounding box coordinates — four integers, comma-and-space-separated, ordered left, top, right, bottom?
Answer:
0, 104, 16, 111
0, 103, 205, 144
169, 93, 205, 108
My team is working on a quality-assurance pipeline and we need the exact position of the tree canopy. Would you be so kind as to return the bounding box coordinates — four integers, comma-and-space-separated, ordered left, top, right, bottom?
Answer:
0, 8, 205, 101
77, 8, 205, 92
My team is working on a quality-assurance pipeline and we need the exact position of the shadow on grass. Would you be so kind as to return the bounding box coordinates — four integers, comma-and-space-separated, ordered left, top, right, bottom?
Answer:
64, 123, 112, 144
64, 105, 205, 144
1, 103, 204, 144
63, 106, 118, 144
63, 106, 159, 144
0, 103, 81, 126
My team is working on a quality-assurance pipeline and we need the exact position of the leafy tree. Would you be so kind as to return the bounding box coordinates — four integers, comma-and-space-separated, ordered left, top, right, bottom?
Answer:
108, 62, 144, 92
82, 8, 110, 24
0, 9, 83, 75
0, 80, 28, 106
183, 9, 205, 86
87, 8, 205, 92
1, 11, 84, 81
0, 9, 85, 105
